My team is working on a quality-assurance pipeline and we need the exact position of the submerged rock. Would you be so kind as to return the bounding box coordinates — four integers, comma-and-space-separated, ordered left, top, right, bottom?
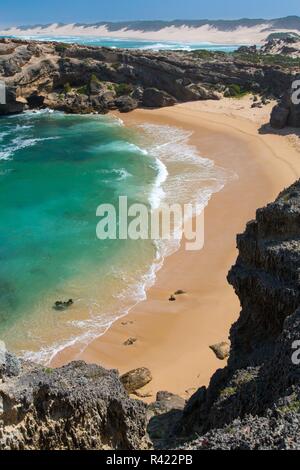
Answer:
53, 299, 74, 311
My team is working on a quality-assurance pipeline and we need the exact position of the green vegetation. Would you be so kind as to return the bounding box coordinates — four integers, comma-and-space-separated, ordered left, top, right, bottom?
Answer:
278, 394, 300, 415
234, 370, 256, 385
90, 73, 101, 83
220, 386, 237, 399
114, 83, 133, 97
191, 49, 226, 60
77, 85, 89, 95
111, 63, 120, 70
266, 32, 300, 41
44, 368, 53, 375
63, 82, 72, 94
225, 83, 249, 99
55, 43, 70, 54
232, 51, 300, 68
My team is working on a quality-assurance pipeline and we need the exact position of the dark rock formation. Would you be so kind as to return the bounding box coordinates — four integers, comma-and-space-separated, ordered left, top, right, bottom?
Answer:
0, 86, 24, 115
270, 86, 300, 128
270, 104, 290, 128
0, 357, 149, 450
1, 38, 299, 116
142, 88, 176, 108
0, 341, 21, 379
147, 392, 186, 449
176, 180, 300, 450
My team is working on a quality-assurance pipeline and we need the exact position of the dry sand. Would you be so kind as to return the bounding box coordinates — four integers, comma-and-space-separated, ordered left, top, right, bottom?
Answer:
51, 97, 300, 402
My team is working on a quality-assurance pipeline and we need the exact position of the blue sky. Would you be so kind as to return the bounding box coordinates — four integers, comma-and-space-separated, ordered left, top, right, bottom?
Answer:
1, 0, 300, 27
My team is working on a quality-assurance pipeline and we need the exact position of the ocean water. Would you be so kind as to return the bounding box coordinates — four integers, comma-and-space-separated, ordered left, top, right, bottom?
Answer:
4, 34, 240, 52
0, 110, 234, 363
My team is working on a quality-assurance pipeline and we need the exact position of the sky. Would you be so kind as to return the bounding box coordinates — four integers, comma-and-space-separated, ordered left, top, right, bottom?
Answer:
1, 0, 300, 27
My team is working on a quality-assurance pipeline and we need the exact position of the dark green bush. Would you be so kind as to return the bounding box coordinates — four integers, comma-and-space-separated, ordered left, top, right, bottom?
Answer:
114, 83, 133, 97
64, 82, 72, 93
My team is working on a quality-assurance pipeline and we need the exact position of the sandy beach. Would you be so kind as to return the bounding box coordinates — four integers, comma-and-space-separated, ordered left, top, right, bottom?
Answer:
51, 97, 300, 402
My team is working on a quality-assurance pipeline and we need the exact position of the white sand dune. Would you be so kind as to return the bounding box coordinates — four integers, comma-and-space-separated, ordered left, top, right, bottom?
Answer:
2, 22, 300, 45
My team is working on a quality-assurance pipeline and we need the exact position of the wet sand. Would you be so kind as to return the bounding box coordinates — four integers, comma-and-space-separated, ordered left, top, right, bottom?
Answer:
51, 98, 300, 401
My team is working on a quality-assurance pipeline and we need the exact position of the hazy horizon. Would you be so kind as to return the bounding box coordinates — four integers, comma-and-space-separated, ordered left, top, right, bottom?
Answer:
1, 0, 300, 28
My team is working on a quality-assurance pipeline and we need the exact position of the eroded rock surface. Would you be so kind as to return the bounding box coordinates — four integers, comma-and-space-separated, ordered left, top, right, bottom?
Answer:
0, 38, 299, 116
0, 359, 149, 450
176, 180, 300, 450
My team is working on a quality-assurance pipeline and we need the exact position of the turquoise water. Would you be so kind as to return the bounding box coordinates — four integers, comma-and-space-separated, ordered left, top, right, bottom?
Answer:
0, 110, 233, 363
0, 111, 161, 360
4, 35, 240, 52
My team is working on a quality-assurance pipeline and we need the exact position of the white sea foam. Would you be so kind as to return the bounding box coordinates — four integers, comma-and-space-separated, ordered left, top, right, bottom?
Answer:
20, 120, 236, 366
0, 136, 60, 160
96, 168, 132, 181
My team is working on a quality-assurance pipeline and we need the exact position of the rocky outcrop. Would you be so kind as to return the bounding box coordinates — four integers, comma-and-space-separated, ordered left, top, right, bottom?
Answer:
261, 36, 300, 58
0, 86, 24, 115
0, 38, 299, 116
0, 351, 149, 450
176, 180, 300, 450
270, 87, 300, 129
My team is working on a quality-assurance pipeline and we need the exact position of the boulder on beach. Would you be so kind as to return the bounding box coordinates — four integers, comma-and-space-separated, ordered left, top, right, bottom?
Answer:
121, 367, 153, 394
124, 337, 137, 346
270, 104, 290, 129
209, 342, 230, 360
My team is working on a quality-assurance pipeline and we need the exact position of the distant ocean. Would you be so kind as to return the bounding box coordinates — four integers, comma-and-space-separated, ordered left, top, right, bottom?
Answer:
3, 34, 241, 52
0, 35, 237, 362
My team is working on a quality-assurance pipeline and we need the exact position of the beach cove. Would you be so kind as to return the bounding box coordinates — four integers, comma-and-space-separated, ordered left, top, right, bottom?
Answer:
51, 97, 300, 401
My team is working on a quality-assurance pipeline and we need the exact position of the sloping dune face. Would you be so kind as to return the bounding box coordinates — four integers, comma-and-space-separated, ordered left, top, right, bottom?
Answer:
2, 17, 300, 45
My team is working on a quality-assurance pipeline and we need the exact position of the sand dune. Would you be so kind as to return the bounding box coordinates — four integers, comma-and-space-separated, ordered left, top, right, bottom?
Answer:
2, 22, 300, 45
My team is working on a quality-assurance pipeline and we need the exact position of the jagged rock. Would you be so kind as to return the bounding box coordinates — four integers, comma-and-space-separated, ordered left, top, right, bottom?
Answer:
147, 392, 186, 448
0, 360, 149, 450
0, 38, 299, 116
0, 341, 21, 379
176, 180, 300, 449
142, 88, 176, 108
209, 342, 230, 360
149, 392, 186, 416
121, 368, 152, 394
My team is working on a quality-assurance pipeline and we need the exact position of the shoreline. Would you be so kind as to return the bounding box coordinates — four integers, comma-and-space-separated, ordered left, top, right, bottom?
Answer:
51, 98, 300, 402
3, 25, 300, 45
